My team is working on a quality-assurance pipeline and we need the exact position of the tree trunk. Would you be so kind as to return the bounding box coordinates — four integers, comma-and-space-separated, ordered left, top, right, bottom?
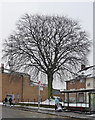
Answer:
47, 73, 53, 99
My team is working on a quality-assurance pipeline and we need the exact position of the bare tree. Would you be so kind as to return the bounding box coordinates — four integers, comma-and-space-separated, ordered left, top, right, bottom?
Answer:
3, 14, 91, 98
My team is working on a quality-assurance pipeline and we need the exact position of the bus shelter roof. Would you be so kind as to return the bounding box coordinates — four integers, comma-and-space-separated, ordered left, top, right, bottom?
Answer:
61, 89, 95, 93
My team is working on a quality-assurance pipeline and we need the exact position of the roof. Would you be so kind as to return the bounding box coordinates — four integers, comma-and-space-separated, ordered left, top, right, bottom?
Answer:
65, 65, 95, 82
65, 76, 95, 82
0, 67, 30, 77
52, 89, 61, 95
60, 89, 95, 93
78, 65, 95, 72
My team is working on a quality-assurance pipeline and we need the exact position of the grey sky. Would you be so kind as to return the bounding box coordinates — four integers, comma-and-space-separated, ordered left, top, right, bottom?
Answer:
1, 2, 93, 38
0, 1, 93, 89
1, 2, 93, 63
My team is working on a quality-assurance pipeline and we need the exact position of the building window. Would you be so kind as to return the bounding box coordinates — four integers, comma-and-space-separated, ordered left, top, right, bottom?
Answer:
80, 79, 84, 83
87, 83, 90, 87
78, 93, 84, 102
70, 80, 75, 84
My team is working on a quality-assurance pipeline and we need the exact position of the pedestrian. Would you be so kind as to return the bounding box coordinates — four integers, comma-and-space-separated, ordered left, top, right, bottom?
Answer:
4, 97, 8, 106
12, 99, 15, 106
55, 97, 59, 111
59, 97, 62, 108
59, 97, 62, 102
9, 97, 12, 106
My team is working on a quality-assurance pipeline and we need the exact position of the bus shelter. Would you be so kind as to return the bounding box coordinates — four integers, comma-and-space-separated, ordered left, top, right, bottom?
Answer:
61, 89, 95, 114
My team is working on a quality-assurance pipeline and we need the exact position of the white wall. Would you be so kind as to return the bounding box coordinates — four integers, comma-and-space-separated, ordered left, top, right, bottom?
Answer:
86, 77, 94, 89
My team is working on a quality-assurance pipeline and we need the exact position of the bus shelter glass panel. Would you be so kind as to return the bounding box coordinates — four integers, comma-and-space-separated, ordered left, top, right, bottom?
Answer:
69, 93, 76, 103
90, 93, 95, 112
64, 93, 77, 107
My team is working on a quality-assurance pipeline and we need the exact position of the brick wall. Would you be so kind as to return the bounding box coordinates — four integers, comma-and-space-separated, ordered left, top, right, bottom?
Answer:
1, 73, 22, 102
23, 76, 48, 102
0, 73, 48, 102
66, 79, 86, 90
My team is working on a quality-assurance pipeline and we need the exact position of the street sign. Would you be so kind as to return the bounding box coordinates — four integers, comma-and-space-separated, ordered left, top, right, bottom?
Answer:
38, 81, 40, 84
40, 86, 43, 91
17, 94, 20, 99
40, 84, 43, 91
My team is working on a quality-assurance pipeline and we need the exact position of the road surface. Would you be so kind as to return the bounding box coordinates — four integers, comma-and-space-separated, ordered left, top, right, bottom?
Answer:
2, 106, 81, 119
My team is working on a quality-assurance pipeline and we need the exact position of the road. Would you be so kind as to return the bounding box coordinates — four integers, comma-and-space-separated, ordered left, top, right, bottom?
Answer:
2, 106, 80, 119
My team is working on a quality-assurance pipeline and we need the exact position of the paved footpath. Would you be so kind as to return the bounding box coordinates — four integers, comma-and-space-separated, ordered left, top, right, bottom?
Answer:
4, 105, 95, 120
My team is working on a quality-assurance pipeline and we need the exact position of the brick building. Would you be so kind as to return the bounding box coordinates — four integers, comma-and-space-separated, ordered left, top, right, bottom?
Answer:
0, 65, 48, 102
65, 77, 86, 102
66, 78, 86, 91
65, 65, 95, 103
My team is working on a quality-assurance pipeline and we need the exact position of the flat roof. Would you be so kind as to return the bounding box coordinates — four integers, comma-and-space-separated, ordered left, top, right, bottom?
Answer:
61, 89, 95, 93
0, 68, 30, 77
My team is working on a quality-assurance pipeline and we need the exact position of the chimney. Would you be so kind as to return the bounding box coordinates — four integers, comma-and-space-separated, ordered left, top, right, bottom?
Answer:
81, 64, 85, 70
1, 64, 4, 73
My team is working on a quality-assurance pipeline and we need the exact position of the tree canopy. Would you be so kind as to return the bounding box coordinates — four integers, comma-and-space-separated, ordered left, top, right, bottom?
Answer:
3, 14, 91, 98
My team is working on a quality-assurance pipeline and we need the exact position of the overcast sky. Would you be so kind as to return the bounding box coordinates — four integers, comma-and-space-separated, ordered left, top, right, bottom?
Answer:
0, 1, 93, 89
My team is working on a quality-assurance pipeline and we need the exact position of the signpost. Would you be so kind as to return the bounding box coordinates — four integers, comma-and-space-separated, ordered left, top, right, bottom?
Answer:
38, 81, 43, 111
38, 81, 40, 111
